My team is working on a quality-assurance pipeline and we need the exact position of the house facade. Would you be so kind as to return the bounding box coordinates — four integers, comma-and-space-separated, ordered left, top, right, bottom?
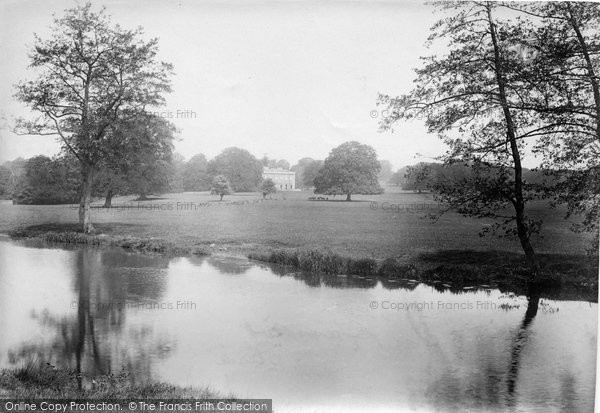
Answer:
262, 167, 296, 190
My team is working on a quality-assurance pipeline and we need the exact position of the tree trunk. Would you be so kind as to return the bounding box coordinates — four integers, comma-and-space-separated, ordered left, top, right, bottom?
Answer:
487, 5, 536, 266
79, 166, 94, 234
103, 189, 113, 208
346, 193, 351, 201
220, 194, 224, 201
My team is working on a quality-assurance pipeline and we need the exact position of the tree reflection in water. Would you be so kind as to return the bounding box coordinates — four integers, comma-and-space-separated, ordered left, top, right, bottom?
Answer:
3, 245, 593, 409
505, 285, 540, 404
8, 248, 172, 390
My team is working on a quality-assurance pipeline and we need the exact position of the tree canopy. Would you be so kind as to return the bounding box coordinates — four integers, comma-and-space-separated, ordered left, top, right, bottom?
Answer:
207, 147, 263, 192
182, 154, 211, 192
14, 2, 173, 232
314, 141, 382, 201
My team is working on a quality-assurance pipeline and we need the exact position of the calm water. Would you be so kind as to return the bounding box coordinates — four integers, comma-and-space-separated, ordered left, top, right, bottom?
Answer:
0, 238, 596, 412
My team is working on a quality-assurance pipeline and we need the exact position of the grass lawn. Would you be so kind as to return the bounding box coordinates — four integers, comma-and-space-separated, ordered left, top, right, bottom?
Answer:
0, 189, 593, 260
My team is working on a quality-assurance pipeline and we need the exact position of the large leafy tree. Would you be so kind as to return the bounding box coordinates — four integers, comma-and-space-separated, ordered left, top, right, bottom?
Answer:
291, 157, 323, 189
378, 1, 549, 263
94, 114, 176, 204
182, 154, 211, 192
12, 155, 81, 205
14, 3, 172, 232
207, 148, 263, 192
314, 141, 382, 201
507, 2, 600, 246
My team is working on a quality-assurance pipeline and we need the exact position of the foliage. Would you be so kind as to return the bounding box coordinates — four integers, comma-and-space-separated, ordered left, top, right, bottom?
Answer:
378, 160, 394, 183
14, 2, 173, 231
207, 148, 262, 192
389, 168, 406, 187
182, 153, 211, 192
275, 159, 290, 170
168, 153, 186, 193
12, 155, 81, 204
260, 178, 277, 199
261, 156, 291, 170
93, 114, 176, 201
210, 174, 233, 201
377, 1, 547, 259
511, 2, 600, 241
404, 163, 434, 192
314, 141, 382, 201
291, 158, 323, 189
0, 158, 26, 198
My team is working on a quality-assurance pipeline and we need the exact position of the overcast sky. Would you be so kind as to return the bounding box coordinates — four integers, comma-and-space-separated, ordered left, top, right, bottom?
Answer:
1, 0, 459, 170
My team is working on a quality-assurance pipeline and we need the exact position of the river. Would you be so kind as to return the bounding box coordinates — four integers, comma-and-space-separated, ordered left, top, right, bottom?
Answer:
0, 238, 596, 412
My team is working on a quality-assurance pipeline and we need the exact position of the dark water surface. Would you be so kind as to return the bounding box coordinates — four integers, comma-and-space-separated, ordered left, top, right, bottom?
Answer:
0, 239, 596, 412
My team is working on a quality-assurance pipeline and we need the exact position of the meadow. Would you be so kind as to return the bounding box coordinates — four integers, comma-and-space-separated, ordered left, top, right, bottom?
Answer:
0, 188, 593, 261
0, 191, 590, 260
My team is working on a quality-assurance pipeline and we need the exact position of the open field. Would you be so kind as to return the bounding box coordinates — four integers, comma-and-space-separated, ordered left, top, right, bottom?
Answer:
0, 190, 594, 261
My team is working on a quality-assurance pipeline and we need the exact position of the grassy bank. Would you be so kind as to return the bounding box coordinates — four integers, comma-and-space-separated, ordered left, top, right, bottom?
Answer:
8, 224, 212, 256
0, 365, 223, 398
248, 246, 598, 299
8, 222, 597, 300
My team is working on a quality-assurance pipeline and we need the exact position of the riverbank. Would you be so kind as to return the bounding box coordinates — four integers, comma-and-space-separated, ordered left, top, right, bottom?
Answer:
7, 223, 598, 302
7, 224, 212, 256
0, 365, 223, 398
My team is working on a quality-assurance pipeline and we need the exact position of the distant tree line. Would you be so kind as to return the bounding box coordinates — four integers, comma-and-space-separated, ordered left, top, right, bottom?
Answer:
387, 162, 550, 193
2, 141, 388, 205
